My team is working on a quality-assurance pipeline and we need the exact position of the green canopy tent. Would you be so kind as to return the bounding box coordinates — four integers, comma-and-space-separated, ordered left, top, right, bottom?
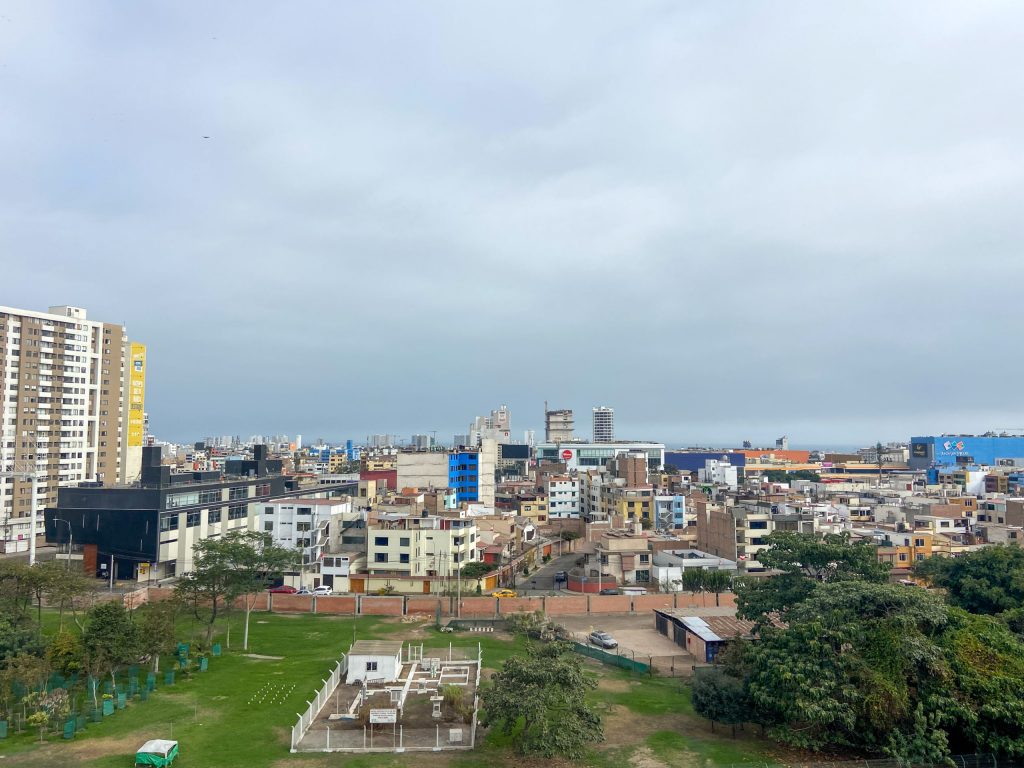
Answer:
135, 739, 179, 767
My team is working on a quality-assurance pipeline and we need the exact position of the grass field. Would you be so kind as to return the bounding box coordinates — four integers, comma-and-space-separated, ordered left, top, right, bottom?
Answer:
0, 610, 783, 768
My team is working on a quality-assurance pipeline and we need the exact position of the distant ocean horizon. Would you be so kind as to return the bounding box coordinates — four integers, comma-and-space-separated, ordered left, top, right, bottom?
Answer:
661, 442, 870, 453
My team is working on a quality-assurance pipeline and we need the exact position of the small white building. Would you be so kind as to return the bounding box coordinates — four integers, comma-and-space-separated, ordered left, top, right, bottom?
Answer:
698, 460, 738, 490
546, 475, 581, 518
346, 640, 404, 685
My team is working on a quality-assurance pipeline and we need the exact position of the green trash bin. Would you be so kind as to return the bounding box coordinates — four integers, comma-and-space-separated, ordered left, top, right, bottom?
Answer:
164, 671, 175, 686
63, 720, 75, 739
116, 693, 126, 710
147, 673, 156, 691
178, 658, 188, 671
212, 643, 222, 657
139, 687, 149, 702
102, 700, 114, 717
0, 720, 8, 739
199, 657, 208, 672
76, 714, 86, 732
90, 709, 102, 723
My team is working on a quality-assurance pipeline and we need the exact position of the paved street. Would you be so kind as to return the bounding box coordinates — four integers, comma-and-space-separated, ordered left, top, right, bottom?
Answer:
511, 546, 580, 594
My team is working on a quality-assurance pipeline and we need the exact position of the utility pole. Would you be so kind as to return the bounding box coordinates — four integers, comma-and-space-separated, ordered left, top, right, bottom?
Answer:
1, 462, 40, 566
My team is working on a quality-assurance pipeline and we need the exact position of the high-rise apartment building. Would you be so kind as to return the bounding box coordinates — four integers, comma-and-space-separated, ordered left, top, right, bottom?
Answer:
544, 402, 574, 442
593, 406, 614, 442
0, 305, 145, 553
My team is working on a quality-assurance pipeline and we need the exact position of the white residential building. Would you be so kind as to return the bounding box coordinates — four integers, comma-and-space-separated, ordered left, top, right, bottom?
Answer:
546, 475, 581, 518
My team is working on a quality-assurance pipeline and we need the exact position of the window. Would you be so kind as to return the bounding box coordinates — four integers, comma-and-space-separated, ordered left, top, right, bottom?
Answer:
264, 521, 273, 532
374, 536, 388, 546
198, 489, 221, 504
639, 553, 649, 564
748, 520, 768, 529
208, 508, 221, 524
899, 553, 908, 562
159, 514, 179, 532
186, 511, 201, 528
374, 553, 387, 563
399, 537, 410, 547
167, 492, 199, 509
365, 662, 378, 671
400, 554, 409, 564
914, 538, 925, 547
264, 507, 274, 515
228, 504, 247, 520
229, 486, 247, 500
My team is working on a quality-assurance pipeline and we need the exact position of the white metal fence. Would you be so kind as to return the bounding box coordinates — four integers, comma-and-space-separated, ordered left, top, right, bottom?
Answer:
290, 656, 346, 752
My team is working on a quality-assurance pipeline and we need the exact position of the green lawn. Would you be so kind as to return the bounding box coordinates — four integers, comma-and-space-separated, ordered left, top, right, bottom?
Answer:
1, 610, 778, 768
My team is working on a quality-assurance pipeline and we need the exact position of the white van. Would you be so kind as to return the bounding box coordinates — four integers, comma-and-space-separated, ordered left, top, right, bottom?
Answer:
621, 586, 647, 596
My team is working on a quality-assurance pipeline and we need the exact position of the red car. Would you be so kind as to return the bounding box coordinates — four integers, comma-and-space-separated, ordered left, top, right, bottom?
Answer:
268, 585, 297, 594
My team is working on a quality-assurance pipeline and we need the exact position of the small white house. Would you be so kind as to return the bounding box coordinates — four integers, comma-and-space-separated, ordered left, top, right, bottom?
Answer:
346, 640, 403, 685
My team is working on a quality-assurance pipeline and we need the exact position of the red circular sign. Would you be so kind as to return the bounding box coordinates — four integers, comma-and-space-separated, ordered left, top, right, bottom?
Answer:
561, 449, 573, 461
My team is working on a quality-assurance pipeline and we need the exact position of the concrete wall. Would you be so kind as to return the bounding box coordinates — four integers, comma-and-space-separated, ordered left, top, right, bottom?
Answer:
396, 452, 449, 490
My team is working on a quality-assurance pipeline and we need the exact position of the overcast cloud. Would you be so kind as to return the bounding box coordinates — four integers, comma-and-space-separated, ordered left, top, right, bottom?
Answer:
2, 1, 1023, 447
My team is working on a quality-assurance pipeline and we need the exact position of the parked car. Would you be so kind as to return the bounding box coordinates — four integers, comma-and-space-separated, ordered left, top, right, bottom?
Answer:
598, 587, 621, 595
589, 630, 618, 649
491, 589, 518, 598
622, 586, 648, 596
296, 588, 312, 596
312, 585, 333, 596
555, 570, 568, 582
268, 585, 297, 594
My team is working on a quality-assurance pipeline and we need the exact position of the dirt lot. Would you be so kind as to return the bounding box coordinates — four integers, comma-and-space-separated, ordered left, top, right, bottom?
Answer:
555, 613, 687, 658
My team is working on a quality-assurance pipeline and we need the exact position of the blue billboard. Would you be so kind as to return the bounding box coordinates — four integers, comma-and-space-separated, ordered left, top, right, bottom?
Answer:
909, 435, 1024, 469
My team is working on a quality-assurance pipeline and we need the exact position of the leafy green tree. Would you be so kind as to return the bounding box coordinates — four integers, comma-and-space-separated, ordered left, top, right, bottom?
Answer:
81, 600, 141, 706
136, 600, 179, 672
680, 568, 705, 593
691, 667, 750, 735
41, 563, 96, 632
482, 642, 602, 758
915, 545, 1024, 615
0, 561, 37, 626
0, 614, 45, 665
736, 531, 889, 621
703, 570, 733, 606
224, 531, 297, 650
738, 580, 1024, 762
460, 562, 496, 579
175, 530, 294, 648
45, 629, 83, 677
559, 530, 581, 542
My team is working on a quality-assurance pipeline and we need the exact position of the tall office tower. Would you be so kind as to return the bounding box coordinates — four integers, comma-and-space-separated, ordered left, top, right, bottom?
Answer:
0, 305, 145, 554
544, 401, 574, 442
592, 406, 615, 443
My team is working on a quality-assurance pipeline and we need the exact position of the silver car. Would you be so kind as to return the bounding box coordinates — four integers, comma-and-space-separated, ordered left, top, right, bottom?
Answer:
589, 630, 618, 649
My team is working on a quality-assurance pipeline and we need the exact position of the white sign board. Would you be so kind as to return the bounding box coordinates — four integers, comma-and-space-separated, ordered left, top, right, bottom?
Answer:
369, 708, 397, 724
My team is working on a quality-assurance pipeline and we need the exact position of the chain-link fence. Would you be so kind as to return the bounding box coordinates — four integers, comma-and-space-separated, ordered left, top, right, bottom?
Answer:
725, 755, 1018, 768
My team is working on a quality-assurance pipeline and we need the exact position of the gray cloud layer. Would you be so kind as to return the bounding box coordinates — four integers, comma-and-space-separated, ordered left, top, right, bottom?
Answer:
2, 1, 1023, 446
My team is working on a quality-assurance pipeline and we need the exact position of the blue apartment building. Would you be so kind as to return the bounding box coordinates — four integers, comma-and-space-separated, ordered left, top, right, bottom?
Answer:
448, 451, 480, 504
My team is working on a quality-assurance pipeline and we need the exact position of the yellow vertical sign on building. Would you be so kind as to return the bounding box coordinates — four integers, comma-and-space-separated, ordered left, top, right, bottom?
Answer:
127, 342, 146, 447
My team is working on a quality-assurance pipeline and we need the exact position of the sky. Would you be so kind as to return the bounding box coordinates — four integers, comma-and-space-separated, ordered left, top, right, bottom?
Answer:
2, 1, 1023, 448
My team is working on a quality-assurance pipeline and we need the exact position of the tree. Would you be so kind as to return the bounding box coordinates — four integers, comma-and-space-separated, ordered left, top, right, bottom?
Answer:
0, 614, 45, 665
41, 563, 96, 632
559, 530, 581, 542
703, 570, 733, 607
737, 580, 1024, 762
223, 531, 297, 651
135, 600, 178, 673
736, 531, 889, 622
81, 600, 141, 706
915, 545, 1024, 615
0, 561, 37, 627
680, 568, 705, 594
460, 562, 496, 580
45, 630, 83, 678
175, 530, 294, 648
691, 668, 750, 735
482, 642, 602, 758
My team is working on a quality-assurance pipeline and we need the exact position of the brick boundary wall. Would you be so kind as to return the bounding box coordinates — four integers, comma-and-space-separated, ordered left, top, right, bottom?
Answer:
141, 587, 732, 618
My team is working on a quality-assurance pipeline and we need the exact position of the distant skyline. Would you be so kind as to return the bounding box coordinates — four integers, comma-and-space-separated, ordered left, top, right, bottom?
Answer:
4, 2, 1024, 445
